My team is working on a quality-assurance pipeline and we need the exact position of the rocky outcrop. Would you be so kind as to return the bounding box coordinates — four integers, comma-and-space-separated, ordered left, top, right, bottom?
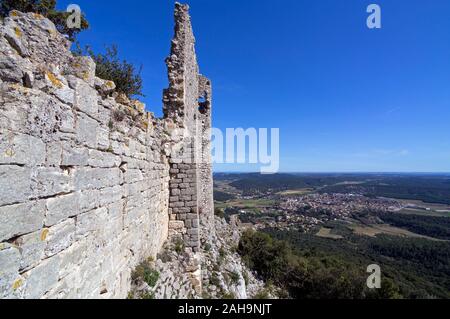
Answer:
130, 216, 265, 299
0, 3, 214, 299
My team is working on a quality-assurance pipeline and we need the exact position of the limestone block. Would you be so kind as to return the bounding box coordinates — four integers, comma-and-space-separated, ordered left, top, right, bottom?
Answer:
0, 165, 31, 206
0, 245, 21, 275
14, 230, 46, 271
94, 77, 116, 95
68, 57, 96, 87
0, 54, 23, 83
0, 245, 22, 299
76, 113, 98, 148
45, 218, 76, 257
31, 167, 73, 198
75, 207, 108, 238
79, 189, 99, 213
45, 193, 80, 227
61, 145, 88, 166
107, 200, 123, 220
123, 169, 144, 184
46, 142, 62, 166
22, 255, 60, 299
4, 21, 29, 57
97, 126, 110, 151
74, 167, 121, 190
58, 238, 88, 280
0, 201, 45, 242
50, 76, 75, 105
98, 186, 122, 206
0, 133, 46, 166
88, 149, 120, 168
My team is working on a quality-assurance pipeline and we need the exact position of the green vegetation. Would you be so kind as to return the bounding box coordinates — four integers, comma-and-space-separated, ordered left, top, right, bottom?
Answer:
225, 173, 450, 205
238, 229, 450, 299
173, 237, 185, 254
252, 288, 271, 299
228, 271, 241, 285
263, 229, 450, 299
379, 213, 450, 240
0, 0, 89, 40
214, 207, 225, 219
74, 44, 144, 99
131, 258, 159, 288
214, 190, 236, 201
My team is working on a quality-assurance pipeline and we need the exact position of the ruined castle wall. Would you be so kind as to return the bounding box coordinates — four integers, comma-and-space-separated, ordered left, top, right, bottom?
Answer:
197, 75, 215, 240
164, 4, 214, 252
0, 11, 173, 299
0, 3, 213, 299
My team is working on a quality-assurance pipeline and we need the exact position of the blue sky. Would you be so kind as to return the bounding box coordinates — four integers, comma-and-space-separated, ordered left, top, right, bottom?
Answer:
58, 0, 450, 173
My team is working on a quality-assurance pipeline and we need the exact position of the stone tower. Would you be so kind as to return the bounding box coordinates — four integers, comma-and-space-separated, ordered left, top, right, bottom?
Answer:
164, 3, 215, 252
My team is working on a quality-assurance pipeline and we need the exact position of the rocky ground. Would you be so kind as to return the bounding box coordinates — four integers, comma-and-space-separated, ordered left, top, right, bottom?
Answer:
129, 216, 266, 299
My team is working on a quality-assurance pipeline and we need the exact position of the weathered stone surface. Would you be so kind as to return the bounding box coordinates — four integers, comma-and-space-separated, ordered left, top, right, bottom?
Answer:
76, 113, 98, 148
61, 146, 88, 166
0, 165, 31, 206
45, 218, 76, 257
70, 76, 99, 116
45, 193, 79, 227
0, 4, 215, 300
22, 255, 60, 299
0, 201, 45, 242
31, 168, 72, 198
0, 245, 22, 299
13, 230, 46, 271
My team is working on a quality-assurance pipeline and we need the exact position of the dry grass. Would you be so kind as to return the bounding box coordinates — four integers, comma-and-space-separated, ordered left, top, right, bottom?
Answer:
316, 227, 343, 240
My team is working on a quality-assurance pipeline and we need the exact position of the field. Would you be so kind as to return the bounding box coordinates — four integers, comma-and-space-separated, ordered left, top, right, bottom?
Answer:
316, 227, 343, 240
214, 199, 276, 211
394, 199, 450, 217
349, 224, 443, 241
278, 188, 315, 196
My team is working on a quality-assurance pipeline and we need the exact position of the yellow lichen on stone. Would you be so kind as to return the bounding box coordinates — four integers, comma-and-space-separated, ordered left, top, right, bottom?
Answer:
46, 72, 63, 89
82, 71, 90, 81
33, 13, 44, 20
5, 148, 15, 157
14, 27, 22, 38
106, 81, 114, 88
12, 279, 23, 290
10, 11, 18, 17
40, 229, 49, 241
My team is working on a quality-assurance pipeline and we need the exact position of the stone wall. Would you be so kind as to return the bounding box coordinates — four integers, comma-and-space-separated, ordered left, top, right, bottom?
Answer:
0, 3, 213, 299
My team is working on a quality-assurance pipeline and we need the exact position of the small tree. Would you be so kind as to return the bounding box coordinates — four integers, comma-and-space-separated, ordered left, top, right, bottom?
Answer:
75, 44, 144, 99
0, 0, 88, 40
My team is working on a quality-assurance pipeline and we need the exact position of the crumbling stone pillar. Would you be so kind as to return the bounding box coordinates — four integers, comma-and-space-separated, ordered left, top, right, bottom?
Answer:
164, 3, 214, 253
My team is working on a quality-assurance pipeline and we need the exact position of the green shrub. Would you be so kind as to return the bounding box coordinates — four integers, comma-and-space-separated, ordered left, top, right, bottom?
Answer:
242, 271, 249, 286
209, 273, 221, 287
75, 44, 143, 99
221, 292, 236, 299
203, 243, 212, 252
214, 207, 225, 219
141, 291, 155, 299
252, 289, 271, 299
228, 271, 240, 285
238, 230, 403, 299
174, 237, 185, 254
0, 0, 89, 40
132, 259, 159, 288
